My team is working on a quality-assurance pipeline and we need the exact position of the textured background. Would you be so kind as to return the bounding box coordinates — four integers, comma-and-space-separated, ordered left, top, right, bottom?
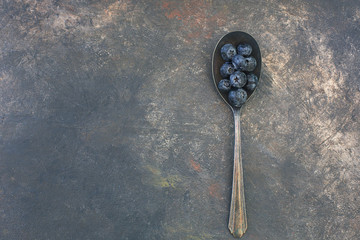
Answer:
1, 0, 360, 239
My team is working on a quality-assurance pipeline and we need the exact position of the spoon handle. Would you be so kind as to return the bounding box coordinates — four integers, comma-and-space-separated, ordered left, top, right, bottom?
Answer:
228, 108, 247, 238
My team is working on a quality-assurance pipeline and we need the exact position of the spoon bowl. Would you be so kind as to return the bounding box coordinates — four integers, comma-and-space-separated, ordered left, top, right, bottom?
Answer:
212, 31, 261, 238
212, 31, 261, 110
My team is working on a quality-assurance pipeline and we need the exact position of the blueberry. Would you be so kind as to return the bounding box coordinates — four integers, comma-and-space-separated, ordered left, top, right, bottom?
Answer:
228, 88, 247, 108
243, 56, 257, 72
232, 54, 246, 71
218, 79, 231, 93
230, 71, 247, 88
245, 73, 258, 91
220, 62, 235, 77
221, 44, 237, 61
237, 44, 252, 56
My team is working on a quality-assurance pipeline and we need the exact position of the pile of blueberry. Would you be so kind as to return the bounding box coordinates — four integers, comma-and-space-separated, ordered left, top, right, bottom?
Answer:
218, 43, 258, 108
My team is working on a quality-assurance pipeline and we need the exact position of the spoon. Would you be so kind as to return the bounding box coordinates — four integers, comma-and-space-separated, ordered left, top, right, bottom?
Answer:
212, 31, 261, 238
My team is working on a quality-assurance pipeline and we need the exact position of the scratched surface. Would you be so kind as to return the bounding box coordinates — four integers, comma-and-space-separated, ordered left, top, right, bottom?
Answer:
1, 0, 360, 239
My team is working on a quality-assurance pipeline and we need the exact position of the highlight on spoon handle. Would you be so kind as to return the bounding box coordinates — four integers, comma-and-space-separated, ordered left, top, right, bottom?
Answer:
228, 108, 247, 238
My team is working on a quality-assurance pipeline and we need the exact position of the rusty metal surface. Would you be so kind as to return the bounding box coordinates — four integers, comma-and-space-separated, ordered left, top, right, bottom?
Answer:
1, 0, 360, 239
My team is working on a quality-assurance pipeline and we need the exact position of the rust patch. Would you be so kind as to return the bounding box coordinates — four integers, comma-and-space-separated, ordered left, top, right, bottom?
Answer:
162, 2, 170, 9
161, 0, 228, 43
187, 31, 201, 40
94, 0, 132, 26
208, 183, 222, 200
165, 9, 182, 19
189, 159, 201, 172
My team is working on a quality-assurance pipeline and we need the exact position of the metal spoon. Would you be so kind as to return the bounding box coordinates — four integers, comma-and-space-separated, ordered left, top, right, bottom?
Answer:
212, 31, 261, 238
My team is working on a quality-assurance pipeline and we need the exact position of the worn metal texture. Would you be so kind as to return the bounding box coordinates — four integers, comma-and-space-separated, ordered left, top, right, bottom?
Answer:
1, 0, 359, 239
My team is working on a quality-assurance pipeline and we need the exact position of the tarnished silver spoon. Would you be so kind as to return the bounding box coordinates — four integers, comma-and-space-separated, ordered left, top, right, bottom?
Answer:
212, 31, 261, 238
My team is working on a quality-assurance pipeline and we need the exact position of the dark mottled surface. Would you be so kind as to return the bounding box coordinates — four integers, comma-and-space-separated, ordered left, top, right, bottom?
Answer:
1, 0, 360, 239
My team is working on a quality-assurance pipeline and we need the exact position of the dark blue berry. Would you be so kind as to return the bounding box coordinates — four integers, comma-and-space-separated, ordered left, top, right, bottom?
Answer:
232, 54, 246, 71
220, 62, 235, 78
218, 79, 231, 93
221, 44, 237, 61
237, 44, 252, 56
230, 71, 247, 88
228, 89, 247, 108
243, 56, 257, 72
245, 73, 258, 91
